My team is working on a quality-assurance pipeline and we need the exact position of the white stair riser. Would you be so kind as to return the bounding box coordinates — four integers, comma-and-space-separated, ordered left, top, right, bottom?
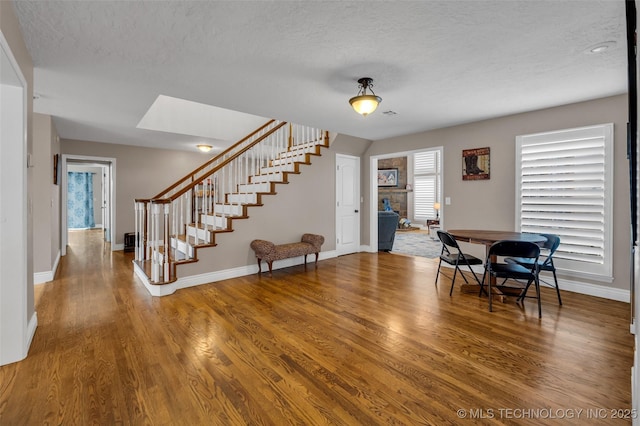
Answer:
186, 226, 212, 243
288, 144, 319, 155
171, 238, 194, 258
237, 182, 271, 193
251, 172, 284, 184
259, 163, 296, 174
201, 214, 230, 230
212, 204, 244, 215
274, 152, 308, 162
227, 193, 258, 204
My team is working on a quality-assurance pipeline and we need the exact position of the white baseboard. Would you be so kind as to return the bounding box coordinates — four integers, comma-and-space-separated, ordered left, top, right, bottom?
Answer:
112, 243, 124, 251
134, 250, 339, 297
438, 263, 629, 302
559, 277, 629, 302
33, 250, 61, 284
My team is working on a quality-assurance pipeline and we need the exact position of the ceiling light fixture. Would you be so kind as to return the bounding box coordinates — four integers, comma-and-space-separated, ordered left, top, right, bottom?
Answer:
197, 144, 212, 152
349, 77, 382, 117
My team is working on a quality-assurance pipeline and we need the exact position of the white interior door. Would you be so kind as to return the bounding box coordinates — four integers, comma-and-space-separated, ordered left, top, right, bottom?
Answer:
336, 154, 360, 256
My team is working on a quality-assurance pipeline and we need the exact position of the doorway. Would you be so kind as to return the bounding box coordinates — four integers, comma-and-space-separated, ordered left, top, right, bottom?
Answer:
61, 155, 116, 256
370, 147, 443, 255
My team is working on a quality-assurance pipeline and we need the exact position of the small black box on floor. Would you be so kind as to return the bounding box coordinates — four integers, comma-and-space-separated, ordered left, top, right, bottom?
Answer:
124, 232, 136, 252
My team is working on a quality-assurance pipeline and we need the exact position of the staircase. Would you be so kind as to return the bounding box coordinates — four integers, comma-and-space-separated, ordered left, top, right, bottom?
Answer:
133, 120, 329, 285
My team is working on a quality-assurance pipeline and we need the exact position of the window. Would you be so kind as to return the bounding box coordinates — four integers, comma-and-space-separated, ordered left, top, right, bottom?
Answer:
413, 150, 441, 222
515, 123, 613, 280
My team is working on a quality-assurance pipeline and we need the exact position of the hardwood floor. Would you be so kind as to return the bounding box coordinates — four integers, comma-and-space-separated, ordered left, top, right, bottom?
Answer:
0, 229, 633, 425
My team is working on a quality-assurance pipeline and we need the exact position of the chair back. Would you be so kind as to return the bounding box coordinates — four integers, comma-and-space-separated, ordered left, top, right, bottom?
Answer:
540, 233, 560, 254
437, 231, 460, 251
538, 233, 560, 267
489, 240, 540, 261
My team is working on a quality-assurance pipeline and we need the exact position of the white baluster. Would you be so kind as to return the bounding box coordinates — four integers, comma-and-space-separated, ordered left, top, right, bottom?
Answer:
221, 166, 226, 229
213, 174, 217, 230
146, 202, 151, 261
163, 203, 170, 281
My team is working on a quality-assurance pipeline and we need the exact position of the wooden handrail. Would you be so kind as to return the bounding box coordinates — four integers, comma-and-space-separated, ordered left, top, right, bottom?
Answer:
151, 119, 277, 200
152, 121, 288, 203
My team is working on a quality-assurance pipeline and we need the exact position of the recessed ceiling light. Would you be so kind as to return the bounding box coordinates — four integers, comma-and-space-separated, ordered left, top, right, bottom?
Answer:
585, 41, 616, 54
197, 144, 212, 152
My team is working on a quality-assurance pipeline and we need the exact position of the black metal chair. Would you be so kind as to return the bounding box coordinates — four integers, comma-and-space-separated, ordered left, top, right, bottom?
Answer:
505, 233, 562, 306
480, 240, 542, 317
435, 231, 483, 296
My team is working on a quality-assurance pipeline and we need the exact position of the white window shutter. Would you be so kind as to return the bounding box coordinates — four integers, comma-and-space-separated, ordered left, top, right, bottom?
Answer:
516, 124, 613, 279
413, 151, 440, 221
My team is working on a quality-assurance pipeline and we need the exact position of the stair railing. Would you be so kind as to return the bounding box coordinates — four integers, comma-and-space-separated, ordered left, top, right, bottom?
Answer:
134, 121, 328, 283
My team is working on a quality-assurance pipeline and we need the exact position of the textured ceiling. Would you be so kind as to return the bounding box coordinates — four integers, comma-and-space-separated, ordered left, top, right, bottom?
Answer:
13, 0, 627, 152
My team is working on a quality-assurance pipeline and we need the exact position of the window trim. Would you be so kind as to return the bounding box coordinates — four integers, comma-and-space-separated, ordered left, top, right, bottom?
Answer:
515, 123, 614, 282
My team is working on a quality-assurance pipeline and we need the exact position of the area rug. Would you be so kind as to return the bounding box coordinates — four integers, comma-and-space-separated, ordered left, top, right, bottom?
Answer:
392, 232, 443, 259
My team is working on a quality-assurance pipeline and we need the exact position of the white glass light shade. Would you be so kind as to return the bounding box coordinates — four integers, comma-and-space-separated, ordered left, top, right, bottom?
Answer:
434, 202, 441, 211
197, 144, 212, 152
349, 94, 382, 116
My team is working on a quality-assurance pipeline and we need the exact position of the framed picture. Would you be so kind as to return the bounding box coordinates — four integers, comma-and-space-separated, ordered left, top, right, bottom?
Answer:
462, 147, 490, 180
378, 168, 398, 187
53, 154, 60, 185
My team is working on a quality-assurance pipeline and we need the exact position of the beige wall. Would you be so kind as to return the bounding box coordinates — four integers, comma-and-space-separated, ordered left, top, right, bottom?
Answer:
330, 133, 372, 157
365, 94, 630, 290
33, 113, 60, 274
178, 149, 336, 276
60, 140, 232, 246
1, 0, 35, 318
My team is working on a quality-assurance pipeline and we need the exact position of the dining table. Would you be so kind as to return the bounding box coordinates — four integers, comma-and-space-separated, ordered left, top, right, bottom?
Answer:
447, 229, 547, 302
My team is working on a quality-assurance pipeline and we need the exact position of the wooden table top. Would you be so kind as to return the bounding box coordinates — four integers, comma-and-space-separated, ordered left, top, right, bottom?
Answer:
447, 229, 546, 246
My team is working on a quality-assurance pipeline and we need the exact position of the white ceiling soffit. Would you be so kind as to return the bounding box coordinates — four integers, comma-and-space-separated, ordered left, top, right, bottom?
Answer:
13, 1, 628, 152
137, 95, 269, 143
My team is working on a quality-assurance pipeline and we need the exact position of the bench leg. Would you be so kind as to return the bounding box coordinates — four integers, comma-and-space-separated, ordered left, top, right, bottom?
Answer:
257, 258, 262, 274
304, 254, 308, 268
314, 252, 319, 266
267, 261, 273, 275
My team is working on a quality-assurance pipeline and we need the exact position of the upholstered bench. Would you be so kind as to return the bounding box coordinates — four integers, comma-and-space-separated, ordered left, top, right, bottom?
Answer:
250, 233, 324, 274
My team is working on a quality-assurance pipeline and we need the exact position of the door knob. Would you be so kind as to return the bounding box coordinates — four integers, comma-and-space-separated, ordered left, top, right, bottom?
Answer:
355, 210, 359, 213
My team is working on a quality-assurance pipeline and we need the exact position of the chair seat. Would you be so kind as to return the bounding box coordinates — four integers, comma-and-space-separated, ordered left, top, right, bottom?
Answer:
439, 252, 483, 266
435, 230, 483, 295
505, 256, 553, 271
489, 262, 534, 279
